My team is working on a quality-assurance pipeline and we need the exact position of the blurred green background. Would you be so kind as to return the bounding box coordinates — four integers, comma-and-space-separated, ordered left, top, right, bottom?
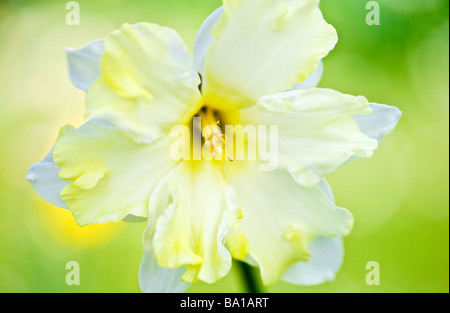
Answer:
0, 0, 448, 293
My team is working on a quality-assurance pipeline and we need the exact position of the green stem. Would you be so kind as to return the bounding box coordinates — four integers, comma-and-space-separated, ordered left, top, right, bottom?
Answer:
237, 260, 263, 293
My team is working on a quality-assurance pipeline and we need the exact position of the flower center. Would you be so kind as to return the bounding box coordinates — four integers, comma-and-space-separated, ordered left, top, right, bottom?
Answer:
195, 106, 233, 161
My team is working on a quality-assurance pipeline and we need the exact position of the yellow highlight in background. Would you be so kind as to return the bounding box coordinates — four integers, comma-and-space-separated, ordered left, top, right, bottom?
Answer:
36, 198, 122, 249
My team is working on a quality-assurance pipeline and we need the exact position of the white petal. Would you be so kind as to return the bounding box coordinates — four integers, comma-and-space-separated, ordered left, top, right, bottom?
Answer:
202, 0, 337, 110
65, 39, 104, 92
291, 60, 324, 90
353, 103, 402, 142
194, 5, 324, 88
193, 6, 224, 74
53, 121, 179, 226
318, 179, 335, 203
87, 23, 202, 143
139, 178, 191, 293
27, 119, 148, 224
282, 236, 344, 286
281, 178, 344, 286
26, 147, 69, 209
151, 162, 233, 284
222, 162, 353, 285
239, 88, 379, 188
27, 150, 150, 223
139, 251, 190, 293
236, 178, 346, 285
26, 119, 110, 210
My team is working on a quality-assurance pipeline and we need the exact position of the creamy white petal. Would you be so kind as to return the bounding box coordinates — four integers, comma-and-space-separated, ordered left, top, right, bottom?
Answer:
65, 39, 104, 92
202, 0, 337, 110
26, 147, 69, 209
151, 162, 235, 284
240, 179, 344, 285
53, 121, 178, 226
281, 178, 345, 286
318, 178, 335, 202
139, 251, 190, 293
26, 119, 108, 210
193, 6, 224, 75
139, 178, 191, 293
27, 153, 154, 222
87, 23, 202, 143
222, 162, 353, 285
282, 236, 344, 286
239, 88, 379, 188
291, 60, 324, 90
353, 103, 402, 142
194, 5, 324, 89
27, 120, 148, 224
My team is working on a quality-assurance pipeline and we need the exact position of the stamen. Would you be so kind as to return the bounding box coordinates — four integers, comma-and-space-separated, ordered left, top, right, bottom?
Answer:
198, 107, 233, 161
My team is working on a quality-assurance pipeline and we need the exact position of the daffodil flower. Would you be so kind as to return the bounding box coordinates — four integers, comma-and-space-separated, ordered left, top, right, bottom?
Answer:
27, 0, 401, 292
